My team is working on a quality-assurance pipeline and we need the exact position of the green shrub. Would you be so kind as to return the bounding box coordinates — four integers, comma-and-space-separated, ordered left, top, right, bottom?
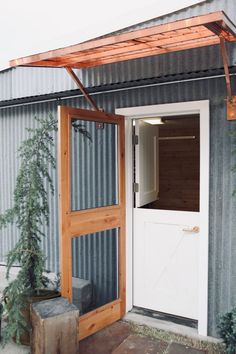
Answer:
218, 308, 236, 354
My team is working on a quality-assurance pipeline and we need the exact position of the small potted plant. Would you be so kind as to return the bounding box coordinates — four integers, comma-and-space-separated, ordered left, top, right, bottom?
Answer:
218, 307, 236, 354
0, 115, 59, 345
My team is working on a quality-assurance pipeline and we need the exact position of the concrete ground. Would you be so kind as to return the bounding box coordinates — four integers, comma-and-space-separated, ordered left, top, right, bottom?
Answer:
0, 323, 206, 354
0, 320, 224, 353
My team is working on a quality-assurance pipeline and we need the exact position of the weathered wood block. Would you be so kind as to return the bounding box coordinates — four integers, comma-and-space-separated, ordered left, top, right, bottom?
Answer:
31, 297, 79, 354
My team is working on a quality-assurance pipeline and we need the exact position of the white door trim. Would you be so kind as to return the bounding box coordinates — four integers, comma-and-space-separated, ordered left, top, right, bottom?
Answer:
116, 100, 210, 336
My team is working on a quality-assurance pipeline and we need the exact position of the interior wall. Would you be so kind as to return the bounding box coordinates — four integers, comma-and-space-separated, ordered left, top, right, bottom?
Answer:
150, 115, 200, 212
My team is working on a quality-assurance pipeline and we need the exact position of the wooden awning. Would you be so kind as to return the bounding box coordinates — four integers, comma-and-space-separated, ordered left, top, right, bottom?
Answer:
10, 11, 236, 69
9, 11, 236, 120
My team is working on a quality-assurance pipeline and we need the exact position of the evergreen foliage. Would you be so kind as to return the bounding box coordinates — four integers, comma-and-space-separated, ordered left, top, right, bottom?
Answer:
0, 115, 57, 343
0, 114, 92, 344
218, 308, 236, 354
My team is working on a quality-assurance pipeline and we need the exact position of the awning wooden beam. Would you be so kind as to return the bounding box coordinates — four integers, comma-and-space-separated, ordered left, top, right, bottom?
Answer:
65, 67, 100, 111
218, 37, 236, 120
204, 22, 233, 39
219, 37, 232, 100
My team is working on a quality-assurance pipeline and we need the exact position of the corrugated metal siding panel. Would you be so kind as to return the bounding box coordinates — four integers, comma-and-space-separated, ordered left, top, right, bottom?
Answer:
0, 67, 81, 102
71, 119, 117, 210
105, 0, 236, 32
0, 69, 13, 101
72, 229, 118, 310
1, 74, 236, 336
70, 117, 118, 308
0, 101, 60, 273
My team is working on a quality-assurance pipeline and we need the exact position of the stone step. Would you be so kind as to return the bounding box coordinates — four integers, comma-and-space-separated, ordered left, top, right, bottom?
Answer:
112, 334, 207, 354
112, 335, 168, 354
168, 343, 206, 354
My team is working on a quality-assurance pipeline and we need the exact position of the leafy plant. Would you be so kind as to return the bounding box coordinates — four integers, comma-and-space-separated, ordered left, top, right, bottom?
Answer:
0, 115, 57, 343
218, 308, 236, 354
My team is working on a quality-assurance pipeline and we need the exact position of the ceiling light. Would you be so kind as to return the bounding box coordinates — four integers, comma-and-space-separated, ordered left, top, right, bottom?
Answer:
143, 118, 164, 125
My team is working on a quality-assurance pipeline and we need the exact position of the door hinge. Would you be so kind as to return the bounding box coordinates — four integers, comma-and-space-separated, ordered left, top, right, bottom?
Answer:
132, 135, 139, 145
133, 182, 139, 192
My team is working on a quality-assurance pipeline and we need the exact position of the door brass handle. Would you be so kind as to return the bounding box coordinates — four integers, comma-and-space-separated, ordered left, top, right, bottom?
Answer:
182, 226, 200, 233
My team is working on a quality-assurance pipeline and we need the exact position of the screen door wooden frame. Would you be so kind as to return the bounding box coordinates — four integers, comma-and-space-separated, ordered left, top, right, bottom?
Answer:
58, 105, 126, 340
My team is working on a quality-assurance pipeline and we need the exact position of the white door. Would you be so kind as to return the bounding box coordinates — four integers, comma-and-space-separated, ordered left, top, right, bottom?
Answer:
133, 116, 200, 320
135, 120, 159, 207
133, 209, 199, 319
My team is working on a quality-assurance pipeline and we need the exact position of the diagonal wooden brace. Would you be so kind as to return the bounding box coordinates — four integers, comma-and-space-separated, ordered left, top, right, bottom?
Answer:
219, 38, 236, 120
220, 37, 232, 99
65, 67, 100, 111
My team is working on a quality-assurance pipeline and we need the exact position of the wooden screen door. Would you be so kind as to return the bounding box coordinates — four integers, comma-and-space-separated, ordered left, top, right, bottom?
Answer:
58, 106, 126, 340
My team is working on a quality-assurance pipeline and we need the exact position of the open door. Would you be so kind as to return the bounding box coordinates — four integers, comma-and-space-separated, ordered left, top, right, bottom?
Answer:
58, 106, 125, 340
135, 120, 159, 207
133, 114, 200, 322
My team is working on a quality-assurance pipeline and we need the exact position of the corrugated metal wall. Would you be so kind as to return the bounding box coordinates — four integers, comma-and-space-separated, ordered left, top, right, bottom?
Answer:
71, 119, 118, 210
72, 229, 118, 311
1, 75, 236, 336
0, 101, 59, 272
0, 67, 80, 102
70, 119, 118, 308
108, 0, 236, 32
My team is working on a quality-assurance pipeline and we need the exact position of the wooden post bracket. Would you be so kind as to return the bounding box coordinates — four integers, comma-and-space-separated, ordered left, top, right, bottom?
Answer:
219, 38, 236, 120
65, 67, 100, 111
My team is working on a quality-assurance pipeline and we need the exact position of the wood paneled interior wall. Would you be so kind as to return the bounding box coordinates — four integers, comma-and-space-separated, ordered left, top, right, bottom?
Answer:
148, 115, 200, 212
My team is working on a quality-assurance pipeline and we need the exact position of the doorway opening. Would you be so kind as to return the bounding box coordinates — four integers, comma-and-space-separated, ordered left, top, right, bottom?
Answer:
133, 114, 200, 328
117, 101, 209, 336
134, 115, 200, 212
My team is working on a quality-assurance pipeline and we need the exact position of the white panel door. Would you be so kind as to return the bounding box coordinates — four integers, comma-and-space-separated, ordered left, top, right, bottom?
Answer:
135, 121, 159, 207
133, 208, 199, 319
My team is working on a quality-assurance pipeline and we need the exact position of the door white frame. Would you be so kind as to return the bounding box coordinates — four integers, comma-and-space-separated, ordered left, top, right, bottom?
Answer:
116, 100, 210, 336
